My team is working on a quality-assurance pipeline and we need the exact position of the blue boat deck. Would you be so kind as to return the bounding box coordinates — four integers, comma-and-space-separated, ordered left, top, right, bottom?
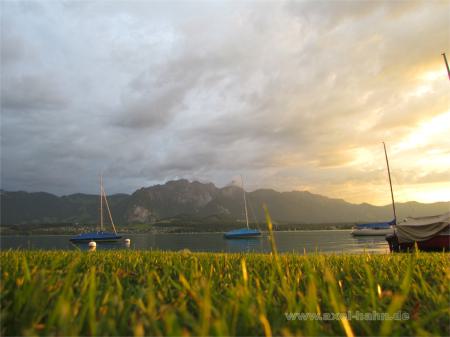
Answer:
356, 218, 396, 230
70, 231, 122, 243
224, 228, 262, 239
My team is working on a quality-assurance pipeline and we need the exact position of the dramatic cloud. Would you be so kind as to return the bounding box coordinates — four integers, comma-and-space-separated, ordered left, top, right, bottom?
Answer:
1, 0, 449, 205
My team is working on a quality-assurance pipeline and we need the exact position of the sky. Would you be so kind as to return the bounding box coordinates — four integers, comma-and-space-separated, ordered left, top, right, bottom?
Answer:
1, 0, 449, 206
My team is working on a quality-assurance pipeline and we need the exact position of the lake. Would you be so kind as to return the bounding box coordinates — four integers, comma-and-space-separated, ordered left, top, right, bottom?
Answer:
0, 230, 390, 253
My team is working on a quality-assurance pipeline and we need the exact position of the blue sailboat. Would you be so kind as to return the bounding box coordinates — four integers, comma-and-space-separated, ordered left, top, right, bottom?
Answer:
224, 228, 262, 239
224, 177, 261, 239
69, 231, 122, 243
70, 176, 122, 243
351, 219, 395, 236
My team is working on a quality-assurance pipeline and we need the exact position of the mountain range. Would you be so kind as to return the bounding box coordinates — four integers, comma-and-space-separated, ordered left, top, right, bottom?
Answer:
1, 179, 449, 226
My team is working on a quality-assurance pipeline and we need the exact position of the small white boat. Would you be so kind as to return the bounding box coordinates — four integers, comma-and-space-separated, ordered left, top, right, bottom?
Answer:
351, 227, 394, 236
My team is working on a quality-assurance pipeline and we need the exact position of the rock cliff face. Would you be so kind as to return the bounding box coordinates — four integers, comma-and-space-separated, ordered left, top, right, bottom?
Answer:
1, 180, 449, 225
122, 180, 450, 224
128, 205, 153, 223
125, 179, 220, 222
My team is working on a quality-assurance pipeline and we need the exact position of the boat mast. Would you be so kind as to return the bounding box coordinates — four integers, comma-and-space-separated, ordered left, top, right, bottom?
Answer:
101, 184, 118, 234
100, 174, 104, 231
442, 53, 450, 80
241, 176, 250, 229
383, 142, 397, 222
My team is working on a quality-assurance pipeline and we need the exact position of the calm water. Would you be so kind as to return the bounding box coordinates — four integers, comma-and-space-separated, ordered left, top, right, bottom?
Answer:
0, 230, 390, 254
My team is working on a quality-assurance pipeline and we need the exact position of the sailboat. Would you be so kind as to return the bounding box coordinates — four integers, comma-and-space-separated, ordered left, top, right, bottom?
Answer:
386, 213, 449, 252
351, 142, 396, 236
351, 219, 395, 236
224, 177, 261, 239
385, 55, 450, 251
70, 176, 122, 243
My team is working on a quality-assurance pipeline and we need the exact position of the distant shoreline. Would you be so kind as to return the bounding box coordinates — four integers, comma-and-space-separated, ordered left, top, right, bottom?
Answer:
0, 221, 358, 235
0, 228, 355, 236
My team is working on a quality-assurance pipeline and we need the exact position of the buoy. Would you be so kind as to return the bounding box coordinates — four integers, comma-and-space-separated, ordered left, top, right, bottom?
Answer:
124, 238, 131, 247
88, 241, 96, 251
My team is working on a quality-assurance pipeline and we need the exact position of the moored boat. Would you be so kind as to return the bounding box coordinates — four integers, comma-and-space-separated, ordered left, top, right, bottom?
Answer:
351, 220, 395, 236
385, 55, 450, 252
70, 175, 122, 243
386, 212, 450, 252
70, 231, 122, 243
224, 176, 261, 239
224, 228, 261, 239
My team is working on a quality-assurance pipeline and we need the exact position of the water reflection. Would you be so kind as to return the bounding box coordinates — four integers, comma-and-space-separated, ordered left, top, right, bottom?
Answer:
0, 230, 390, 254
70, 241, 130, 251
225, 237, 266, 253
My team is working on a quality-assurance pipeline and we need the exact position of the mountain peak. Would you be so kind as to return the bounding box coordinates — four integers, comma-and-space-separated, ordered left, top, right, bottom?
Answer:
1, 181, 449, 226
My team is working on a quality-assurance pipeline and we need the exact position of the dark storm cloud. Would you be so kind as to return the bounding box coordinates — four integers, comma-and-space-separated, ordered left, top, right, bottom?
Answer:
0, 33, 25, 65
1, 0, 449, 204
1, 75, 68, 110
115, 89, 184, 129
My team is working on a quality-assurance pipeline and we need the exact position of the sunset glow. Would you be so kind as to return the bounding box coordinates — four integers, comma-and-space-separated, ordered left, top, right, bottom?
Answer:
396, 110, 450, 150
1, 1, 449, 206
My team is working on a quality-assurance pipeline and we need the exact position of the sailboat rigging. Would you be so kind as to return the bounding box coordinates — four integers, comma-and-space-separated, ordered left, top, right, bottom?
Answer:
351, 143, 396, 236
70, 175, 122, 243
383, 144, 449, 251
442, 52, 450, 80
242, 178, 250, 230
384, 53, 450, 251
383, 142, 397, 222
224, 176, 262, 239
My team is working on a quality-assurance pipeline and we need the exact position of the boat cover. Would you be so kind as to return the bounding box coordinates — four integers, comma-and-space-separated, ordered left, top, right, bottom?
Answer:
395, 212, 450, 243
356, 219, 395, 229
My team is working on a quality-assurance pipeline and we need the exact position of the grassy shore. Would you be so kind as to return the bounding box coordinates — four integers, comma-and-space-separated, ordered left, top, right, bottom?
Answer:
1, 250, 449, 336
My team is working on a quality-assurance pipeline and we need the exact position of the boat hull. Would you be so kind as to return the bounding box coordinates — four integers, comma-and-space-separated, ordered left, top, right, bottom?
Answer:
224, 228, 262, 239
70, 237, 122, 243
70, 232, 122, 243
386, 233, 450, 252
352, 228, 394, 236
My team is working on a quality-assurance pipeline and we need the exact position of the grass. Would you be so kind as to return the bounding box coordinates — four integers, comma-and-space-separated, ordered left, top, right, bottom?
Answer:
1, 249, 449, 336
0, 208, 448, 336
